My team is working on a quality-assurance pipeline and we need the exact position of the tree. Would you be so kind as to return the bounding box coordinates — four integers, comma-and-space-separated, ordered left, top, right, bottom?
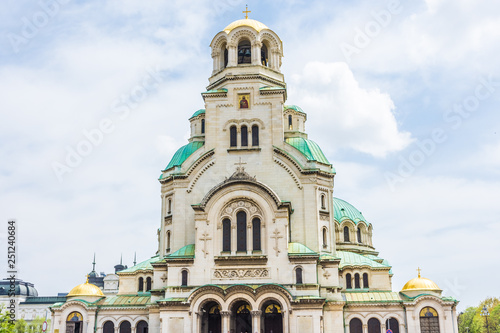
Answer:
0, 305, 15, 333
459, 297, 500, 333
14, 319, 27, 333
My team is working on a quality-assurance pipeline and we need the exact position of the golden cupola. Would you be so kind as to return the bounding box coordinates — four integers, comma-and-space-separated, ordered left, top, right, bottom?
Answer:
67, 276, 104, 299
401, 269, 442, 297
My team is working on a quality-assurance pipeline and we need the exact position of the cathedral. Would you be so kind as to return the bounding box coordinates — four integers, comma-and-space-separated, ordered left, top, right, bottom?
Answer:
49, 15, 459, 333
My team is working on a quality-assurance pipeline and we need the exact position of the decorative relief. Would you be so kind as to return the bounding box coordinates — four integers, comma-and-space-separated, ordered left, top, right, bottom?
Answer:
273, 157, 302, 189
220, 199, 263, 219
320, 212, 330, 221
187, 160, 215, 193
213, 268, 269, 279
164, 217, 172, 226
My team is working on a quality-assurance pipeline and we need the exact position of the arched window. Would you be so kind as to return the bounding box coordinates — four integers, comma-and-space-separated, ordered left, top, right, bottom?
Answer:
357, 227, 362, 243
238, 39, 251, 64
119, 321, 131, 333
237, 211, 247, 251
181, 270, 188, 286
345, 273, 352, 289
252, 218, 261, 251
363, 273, 369, 289
167, 198, 172, 214
103, 321, 114, 333
146, 277, 152, 292
349, 318, 362, 333
322, 228, 328, 248
344, 226, 350, 242
201, 119, 205, 134
138, 277, 143, 292
288, 115, 292, 130
222, 218, 231, 252
136, 321, 148, 333
261, 43, 268, 66
320, 194, 326, 209
241, 125, 248, 146
230, 126, 237, 147
166, 231, 171, 252
368, 318, 381, 333
354, 273, 360, 289
295, 267, 303, 284
420, 307, 440, 333
386, 318, 400, 333
224, 48, 228, 68
251, 125, 259, 146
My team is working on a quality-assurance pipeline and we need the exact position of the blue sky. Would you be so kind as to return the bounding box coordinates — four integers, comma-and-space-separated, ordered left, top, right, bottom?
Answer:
0, 0, 499, 311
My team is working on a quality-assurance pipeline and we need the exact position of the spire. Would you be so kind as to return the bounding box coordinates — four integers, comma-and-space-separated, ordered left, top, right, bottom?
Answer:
92, 253, 96, 272
120, 253, 123, 265
133, 252, 137, 266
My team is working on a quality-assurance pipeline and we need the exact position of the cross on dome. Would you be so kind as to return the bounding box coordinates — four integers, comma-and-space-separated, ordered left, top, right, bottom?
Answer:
243, 5, 251, 19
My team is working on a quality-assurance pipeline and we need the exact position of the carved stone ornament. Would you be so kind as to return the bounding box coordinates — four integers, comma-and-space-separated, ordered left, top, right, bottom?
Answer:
213, 269, 269, 279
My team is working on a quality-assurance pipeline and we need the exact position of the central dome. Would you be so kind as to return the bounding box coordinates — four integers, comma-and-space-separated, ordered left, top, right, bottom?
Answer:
402, 272, 441, 292
223, 19, 269, 33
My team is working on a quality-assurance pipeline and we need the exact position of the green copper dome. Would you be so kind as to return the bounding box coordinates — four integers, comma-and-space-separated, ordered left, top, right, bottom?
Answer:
163, 141, 204, 171
168, 244, 195, 258
333, 198, 370, 225
284, 105, 305, 114
119, 256, 161, 273
337, 251, 389, 269
189, 109, 205, 119
288, 242, 317, 255
285, 137, 330, 165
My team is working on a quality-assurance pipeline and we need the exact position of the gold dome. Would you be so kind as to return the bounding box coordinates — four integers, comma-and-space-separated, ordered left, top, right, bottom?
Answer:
67, 277, 104, 297
223, 19, 269, 34
401, 270, 441, 292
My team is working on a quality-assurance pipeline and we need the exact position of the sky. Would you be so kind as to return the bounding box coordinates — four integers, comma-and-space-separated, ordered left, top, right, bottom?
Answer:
0, 0, 499, 311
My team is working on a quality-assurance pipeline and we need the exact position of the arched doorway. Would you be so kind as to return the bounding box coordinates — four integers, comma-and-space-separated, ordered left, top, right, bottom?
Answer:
66, 312, 83, 333
232, 301, 252, 333
420, 307, 440, 333
136, 320, 148, 333
262, 301, 283, 333
103, 321, 114, 333
349, 318, 362, 333
368, 318, 380, 333
200, 301, 221, 333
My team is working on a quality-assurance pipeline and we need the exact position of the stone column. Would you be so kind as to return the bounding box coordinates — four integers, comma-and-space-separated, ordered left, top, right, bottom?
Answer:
381, 323, 386, 333
212, 50, 220, 74
251, 310, 262, 333
363, 324, 368, 333
227, 43, 237, 67
252, 41, 262, 66
193, 311, 201, 333
283, 310, 290, 333
231, 224, 237, 255
247, 222, 252, 255
221, 311, 231, 333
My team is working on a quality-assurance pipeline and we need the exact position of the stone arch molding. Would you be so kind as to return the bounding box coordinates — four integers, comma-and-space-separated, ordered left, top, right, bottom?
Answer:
220, 198, 264, 222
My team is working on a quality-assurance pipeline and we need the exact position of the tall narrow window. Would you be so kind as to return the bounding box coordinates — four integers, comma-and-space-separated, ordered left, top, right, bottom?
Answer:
103, 321, 114, 333
295, 267, 303, 284
349, 318, 362, 333
288, 115, 292, 130
363, 273, 369, 289
222, 219, 231, 252
181, 270, 188, 286
223, 44, 228, 68
241, 126, 248, 146
322, 228, 328, 248
320, 194, 326, 209
201, 119, 205, 134
166, 231, 171, 252
237, 211, 247, 251
251, 125, 259, 146
357, 228, 362, 243
237, 40, 251, 64
261, 43, 268, 66
230, 126, 237, 147
252, 218, 261, 251
386, 318, 400, 333
146, 277, 152, 292
354, 273, 360, 289
368, 318, 381, 333
344, 226, 350, 242
167, 199, 172, 214
138, 277, 143, 292
119, 321, 131, 333
346, 273, 352, 289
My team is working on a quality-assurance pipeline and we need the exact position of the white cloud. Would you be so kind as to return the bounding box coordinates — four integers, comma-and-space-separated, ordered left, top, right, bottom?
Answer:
289, 61, 412, 157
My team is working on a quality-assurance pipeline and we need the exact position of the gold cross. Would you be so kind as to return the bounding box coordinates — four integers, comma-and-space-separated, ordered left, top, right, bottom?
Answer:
243, 5, 251, 19
417, 267, 422, 278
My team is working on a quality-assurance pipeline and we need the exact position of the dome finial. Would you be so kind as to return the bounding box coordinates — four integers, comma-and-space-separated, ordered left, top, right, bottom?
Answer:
417, 267, 422, 278
243, 5, 251, 19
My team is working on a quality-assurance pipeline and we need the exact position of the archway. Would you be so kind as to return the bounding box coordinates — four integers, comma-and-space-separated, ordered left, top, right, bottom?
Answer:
66, 312, 83, 333
232, 301, 252, 333
136, 320, 148, 333
200, 301, 221, 333
262, 301, 283, 333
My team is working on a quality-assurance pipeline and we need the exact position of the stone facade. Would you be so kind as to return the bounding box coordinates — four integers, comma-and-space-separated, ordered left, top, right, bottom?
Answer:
49, 17, 458, 333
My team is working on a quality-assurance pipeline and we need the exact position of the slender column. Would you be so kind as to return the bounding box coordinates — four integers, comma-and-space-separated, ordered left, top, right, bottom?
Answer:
252, 42, 262, 66
194, 311, 201, 333
283, 310, 290, 333
247, 222, 252, 255
231, 224, 237, 255
227, 44, 237, 67
363, 324, 368, 333
381, 323, 386, 333
251, 310, 262, 333
221, 311, 231, 333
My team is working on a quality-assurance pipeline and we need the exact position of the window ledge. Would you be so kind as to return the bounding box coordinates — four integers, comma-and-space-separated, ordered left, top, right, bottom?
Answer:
214, 255, 267, 266
227, 147, 261, 152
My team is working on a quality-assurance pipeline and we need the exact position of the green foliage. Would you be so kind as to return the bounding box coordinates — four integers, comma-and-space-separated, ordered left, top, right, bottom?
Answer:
459, 297, 500, 333
14, 319, 27, 333
0, 305, 15, 333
